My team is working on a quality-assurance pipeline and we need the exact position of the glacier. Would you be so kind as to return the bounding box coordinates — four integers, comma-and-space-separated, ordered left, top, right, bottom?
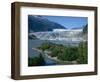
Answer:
29, 29, 87, 42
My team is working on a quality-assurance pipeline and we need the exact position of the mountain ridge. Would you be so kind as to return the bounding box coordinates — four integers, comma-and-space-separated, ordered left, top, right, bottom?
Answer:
28, 15, 66, 32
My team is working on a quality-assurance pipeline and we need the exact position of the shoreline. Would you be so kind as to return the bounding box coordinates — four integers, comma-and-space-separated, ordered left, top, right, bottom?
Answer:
32, 48, 77, 65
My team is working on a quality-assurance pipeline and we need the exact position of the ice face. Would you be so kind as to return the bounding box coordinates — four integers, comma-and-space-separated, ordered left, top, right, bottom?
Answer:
29, 29, 87, 42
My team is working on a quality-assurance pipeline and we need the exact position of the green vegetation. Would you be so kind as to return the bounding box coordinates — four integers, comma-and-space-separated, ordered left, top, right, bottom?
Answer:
57, 47, 79, 61
38, 42, 87, 64
28, 53, 46, 66
38, 42, 51, 51
77, 42, 88, 64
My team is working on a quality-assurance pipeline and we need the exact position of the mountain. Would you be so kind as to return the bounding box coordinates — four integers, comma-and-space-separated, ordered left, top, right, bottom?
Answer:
71, 27, 82, 29
83, 24, 88, 34
28, 34, 37, 39
28, 15, 66, 32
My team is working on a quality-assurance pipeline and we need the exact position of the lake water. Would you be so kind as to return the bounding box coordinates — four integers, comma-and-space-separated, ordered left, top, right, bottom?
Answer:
28, 39, 80, 65
28, 40, 57, 65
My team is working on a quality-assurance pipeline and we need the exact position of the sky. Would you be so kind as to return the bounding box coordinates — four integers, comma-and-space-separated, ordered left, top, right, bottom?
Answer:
43, 16, 88, 29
